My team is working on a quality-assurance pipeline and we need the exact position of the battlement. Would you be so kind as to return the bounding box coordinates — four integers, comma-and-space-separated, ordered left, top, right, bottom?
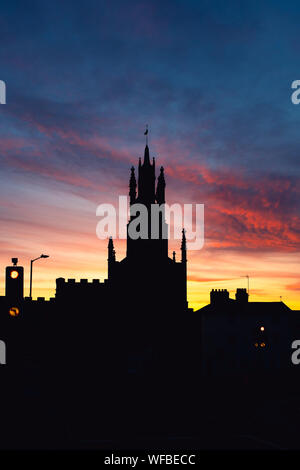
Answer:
211, 289, 228, 292
210, 288, 230, 304
56, 277, 102, 285
23, 296, 55, 303
55, 277, 106, 300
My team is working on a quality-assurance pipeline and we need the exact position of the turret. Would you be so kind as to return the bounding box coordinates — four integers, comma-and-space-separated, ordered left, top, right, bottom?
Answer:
181, 229, 188, 309
129, 166, 137, 205
181, 228, 187, 263
108, 237, 116, 280
156, 166, 166, 204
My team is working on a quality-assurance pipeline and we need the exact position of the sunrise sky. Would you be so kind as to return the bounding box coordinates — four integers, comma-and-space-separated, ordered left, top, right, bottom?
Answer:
0, 0, 299, 310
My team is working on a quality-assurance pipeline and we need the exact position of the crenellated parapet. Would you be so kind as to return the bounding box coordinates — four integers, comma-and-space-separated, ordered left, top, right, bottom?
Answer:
55, 277, 107, 300
210, 288, 230, 304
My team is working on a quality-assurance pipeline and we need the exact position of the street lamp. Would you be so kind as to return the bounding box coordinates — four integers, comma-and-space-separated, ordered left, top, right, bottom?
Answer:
29, 254, 49, 299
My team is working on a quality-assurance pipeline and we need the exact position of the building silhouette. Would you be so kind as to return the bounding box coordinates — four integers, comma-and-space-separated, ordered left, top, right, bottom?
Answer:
0, 141, 299, 449
56, 144, 188, 315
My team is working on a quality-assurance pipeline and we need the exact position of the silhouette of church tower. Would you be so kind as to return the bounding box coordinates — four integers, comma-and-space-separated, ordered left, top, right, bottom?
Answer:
107, 144, 188, 312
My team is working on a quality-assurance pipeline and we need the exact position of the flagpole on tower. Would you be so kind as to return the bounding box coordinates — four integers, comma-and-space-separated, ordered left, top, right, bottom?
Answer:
144, 124, 148, 145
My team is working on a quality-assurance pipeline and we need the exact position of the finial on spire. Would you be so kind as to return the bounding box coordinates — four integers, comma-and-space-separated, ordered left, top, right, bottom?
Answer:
108, 236, 114, 249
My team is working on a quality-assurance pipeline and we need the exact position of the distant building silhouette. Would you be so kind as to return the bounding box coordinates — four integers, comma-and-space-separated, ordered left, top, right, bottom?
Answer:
196, 288, 295, 381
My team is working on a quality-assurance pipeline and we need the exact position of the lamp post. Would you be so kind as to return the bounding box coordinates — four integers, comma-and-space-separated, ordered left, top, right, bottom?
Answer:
29, 254, 49, 299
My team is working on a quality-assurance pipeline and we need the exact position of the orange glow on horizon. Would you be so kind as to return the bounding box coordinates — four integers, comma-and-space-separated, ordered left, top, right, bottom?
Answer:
1, 249, 298, 312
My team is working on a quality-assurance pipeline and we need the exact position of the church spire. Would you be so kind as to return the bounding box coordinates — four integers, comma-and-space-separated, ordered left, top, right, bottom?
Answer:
137, 142, 155, 205
143, 144, 151, 167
